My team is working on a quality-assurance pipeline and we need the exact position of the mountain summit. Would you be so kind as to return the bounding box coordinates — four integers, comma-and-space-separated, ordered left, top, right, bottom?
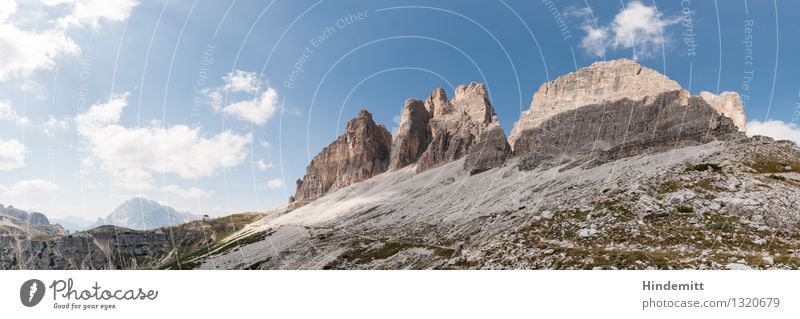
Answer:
93, 197, 198, 230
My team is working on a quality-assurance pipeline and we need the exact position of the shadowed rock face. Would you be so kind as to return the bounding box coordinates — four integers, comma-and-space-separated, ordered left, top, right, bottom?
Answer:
389, 99, 431, 171
508, 59, 683, 148
291, 110, 392, 207
511, 90, 742, 167
415, 83, 498, 172
463, 119, 511, 174
509, 59, 746, 166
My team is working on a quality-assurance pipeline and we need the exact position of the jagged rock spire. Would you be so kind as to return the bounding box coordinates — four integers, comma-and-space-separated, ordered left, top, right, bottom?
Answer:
290, 109, 392, 207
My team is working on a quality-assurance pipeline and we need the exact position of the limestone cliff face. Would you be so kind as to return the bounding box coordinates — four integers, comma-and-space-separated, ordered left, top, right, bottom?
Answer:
415, 83, 497, 172
463, 119, 511, 174
290, 110, 392, 206
509, 59, 746, 164
508, 59, 682, 148
388, 99, 431, 171
700, 91, 747, 132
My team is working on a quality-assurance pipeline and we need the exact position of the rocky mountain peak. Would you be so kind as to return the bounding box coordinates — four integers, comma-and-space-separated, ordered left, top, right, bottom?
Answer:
93, 197, 198, 230
508, 59, 682, 147
508, 59, 745, 164
413, 84, 499, 172
356, 108, 373, 119
389, 98, 431, 171
291, 109, 392, 206
453, 82, 494, 125
426, 87, 455, 118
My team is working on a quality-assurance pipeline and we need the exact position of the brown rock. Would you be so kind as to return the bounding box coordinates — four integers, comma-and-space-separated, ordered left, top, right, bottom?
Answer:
415, 83, 497, 172
291, 109, 392, 207
389, 99, 431, 170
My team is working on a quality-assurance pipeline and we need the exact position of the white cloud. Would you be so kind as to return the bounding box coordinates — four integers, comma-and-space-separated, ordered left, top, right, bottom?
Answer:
42, 116, 70, 135
0, 138, 26, 171
0, 0, 16, 23
259, 139, 272, 149
581, 26, 609, 58
0, 23, 80, 81
575, 1, 678, 59
256, 159, 273, 171
43, 0, 139, 29
222, 88, 279, 125
0, 0, 138, 82
0, 101, 31, 126
160, 184, 213, 199
266, 178, 284, 189
0, 179, 58, 195
747, 120, 800, 146
203, 71, 280, 126
205, 89, 223, 111
222, 70, 260, 93
75, 93, 251, 190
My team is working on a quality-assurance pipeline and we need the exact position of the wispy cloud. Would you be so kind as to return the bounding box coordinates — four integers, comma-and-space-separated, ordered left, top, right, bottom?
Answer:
0, 101, 31, 126
160, 184, 213, 199
266, 178, 284, 189
0, 179, 58, 195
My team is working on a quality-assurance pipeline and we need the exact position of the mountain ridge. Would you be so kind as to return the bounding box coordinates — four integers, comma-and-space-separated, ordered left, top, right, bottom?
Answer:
5, 59, 800, 270
92, 197, 199, 230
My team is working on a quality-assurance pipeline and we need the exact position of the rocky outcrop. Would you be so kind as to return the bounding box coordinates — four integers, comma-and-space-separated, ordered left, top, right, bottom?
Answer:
508, 59, 746, 165
463, 119, 511, 174
415, 83, 497, 172
508, 59, 682, 148
700, 91, 747, 132
290, 110, 392, 206
388, 99, 431, 170
0, 213, 265, 269
0, 204, 64, 238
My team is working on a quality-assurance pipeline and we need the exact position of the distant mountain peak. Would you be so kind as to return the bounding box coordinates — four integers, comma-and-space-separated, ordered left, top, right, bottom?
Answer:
93, 197, 199, 230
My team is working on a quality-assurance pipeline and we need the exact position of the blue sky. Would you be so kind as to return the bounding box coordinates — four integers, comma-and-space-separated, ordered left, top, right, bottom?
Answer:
2, 0, 799, 219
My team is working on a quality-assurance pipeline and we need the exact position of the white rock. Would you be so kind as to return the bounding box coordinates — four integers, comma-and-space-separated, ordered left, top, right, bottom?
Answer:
726, 263, 753, 270
666, 190, 696, 205
578, 228, 598, 238
699, 91, 747, 133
